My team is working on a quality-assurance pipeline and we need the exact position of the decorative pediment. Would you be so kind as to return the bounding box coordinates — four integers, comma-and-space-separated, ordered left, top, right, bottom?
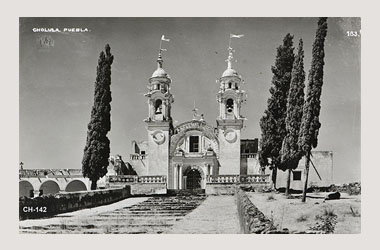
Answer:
170, 120, 219, 157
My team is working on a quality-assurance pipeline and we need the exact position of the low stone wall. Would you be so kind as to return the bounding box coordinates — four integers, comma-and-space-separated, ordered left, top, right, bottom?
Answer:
19, 186, 131, 220
235, 188, 279, 234
206, 183, 237, 195
129, 183, 167, 195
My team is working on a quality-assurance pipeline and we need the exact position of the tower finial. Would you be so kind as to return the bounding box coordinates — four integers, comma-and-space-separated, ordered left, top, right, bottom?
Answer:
157, 35, 170, 69
226, 47, 233, 70
226, 34, 244, 69
192, 100, 199, 120
157, 49, 164, 69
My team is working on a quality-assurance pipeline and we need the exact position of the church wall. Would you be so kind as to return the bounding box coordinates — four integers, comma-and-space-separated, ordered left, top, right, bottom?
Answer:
147, 128, 170, 176
218, 129, 241, 175
240, 158, 248, 175
241, 156, 261, 175
247, 157, 261, 175
276, 151, 333, 190
129, 159, 148, 176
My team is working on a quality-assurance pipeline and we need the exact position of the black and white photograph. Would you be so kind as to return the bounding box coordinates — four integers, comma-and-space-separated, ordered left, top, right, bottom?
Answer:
18, 16, 361, 234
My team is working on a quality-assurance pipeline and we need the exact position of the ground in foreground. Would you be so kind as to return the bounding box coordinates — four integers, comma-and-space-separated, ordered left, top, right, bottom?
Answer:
247, 192, 361, 234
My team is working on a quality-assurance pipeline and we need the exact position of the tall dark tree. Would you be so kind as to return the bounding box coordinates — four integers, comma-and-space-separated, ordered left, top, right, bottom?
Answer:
298, 18, 328, 202
280, 39, 306, 196
259, 34, 295, 188
82, 44, 114, 190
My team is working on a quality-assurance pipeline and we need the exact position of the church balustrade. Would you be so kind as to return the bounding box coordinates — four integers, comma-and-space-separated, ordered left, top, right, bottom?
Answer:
207, 174, 270, 184
130, 154, 147, 160
19, 169, 83, 179
240, 153, 258, 159
239, 174, 270, 183
138, 176, 167, 183
107, 175, 139, 183
107, 175, 166, 184
208, 175, 239, 183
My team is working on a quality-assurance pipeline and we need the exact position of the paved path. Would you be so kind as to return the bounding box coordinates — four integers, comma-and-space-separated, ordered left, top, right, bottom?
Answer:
166, 195, 240, 234
19, 197, 148, 232
20, 195, 206, 234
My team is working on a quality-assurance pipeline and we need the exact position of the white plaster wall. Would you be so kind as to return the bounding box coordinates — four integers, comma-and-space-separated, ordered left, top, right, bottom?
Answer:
276, 151, 333, 189
246, 157, 261, 175
218, 129, 241, 174
147, 129, 170, 176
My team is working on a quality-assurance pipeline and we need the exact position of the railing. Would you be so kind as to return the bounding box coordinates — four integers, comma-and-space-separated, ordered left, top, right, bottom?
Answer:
208, 175, 239, 183
240, 153, 258, 159
240, 174, 270, 183
130, 154, 147, 160
108, 175, 138, 183
139, 176, 166, 183
207, 174, 270, 184
107, 175, 166, 184
19, 169, 83, 178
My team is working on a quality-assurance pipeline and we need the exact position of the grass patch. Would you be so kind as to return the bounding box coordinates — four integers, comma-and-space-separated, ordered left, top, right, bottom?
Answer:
323, 206, 336, 217
267, 194, 275, 201
348, 206, 360, 217
296, 214, 308, 222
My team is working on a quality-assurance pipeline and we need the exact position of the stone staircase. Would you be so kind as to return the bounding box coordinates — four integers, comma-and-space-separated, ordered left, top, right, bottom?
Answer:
19, 195, 206, 234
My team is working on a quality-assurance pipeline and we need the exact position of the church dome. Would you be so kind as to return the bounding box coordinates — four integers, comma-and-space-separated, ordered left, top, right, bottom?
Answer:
222, 68, 239, 77
152, 67, 167, 78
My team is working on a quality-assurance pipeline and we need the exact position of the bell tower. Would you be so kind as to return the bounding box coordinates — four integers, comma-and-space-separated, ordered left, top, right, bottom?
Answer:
216, 44, 246, 174
144, 47, 174, 176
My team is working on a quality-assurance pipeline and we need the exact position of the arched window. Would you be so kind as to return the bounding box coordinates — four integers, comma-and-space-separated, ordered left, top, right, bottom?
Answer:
155, 99, 163, 114
226, 99, 234, 113
228, 82, 232, 89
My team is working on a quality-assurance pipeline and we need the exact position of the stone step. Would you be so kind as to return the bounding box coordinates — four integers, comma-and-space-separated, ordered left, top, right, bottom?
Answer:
99, 213, 186, 217
20, 195, 206, 234
128, 207, 198, 211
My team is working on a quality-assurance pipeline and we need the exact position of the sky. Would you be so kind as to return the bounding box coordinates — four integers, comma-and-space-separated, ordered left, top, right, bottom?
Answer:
19, 17, 361, 183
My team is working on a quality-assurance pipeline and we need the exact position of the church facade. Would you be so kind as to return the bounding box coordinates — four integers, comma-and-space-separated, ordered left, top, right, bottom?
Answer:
126, 45, 333, 191
128, 47, 262, 190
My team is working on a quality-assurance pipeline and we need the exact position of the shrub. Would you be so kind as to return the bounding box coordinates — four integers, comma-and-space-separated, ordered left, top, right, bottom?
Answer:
310, 206, 338, 234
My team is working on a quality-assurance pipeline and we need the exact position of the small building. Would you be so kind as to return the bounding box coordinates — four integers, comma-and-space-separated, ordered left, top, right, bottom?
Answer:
275, 151, 334, 190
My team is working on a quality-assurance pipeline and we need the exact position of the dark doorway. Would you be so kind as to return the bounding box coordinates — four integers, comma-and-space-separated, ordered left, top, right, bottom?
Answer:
186, 168, 202, 189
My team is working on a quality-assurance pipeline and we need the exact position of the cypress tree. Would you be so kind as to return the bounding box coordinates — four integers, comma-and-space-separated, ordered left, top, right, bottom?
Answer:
82, 44, 114, 190
259, 34, 295, 187
280, 39, 306, 196
298, 18, 328, 202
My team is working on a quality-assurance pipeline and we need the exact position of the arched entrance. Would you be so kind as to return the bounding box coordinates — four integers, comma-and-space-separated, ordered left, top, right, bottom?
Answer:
19, 181, 34, 198
65, 180, 87, 192
39, 180, 60, 196
184, 168, 203, 190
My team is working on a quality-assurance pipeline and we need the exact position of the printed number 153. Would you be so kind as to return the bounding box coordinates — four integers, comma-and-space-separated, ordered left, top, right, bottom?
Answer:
347, 31, 360, 37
